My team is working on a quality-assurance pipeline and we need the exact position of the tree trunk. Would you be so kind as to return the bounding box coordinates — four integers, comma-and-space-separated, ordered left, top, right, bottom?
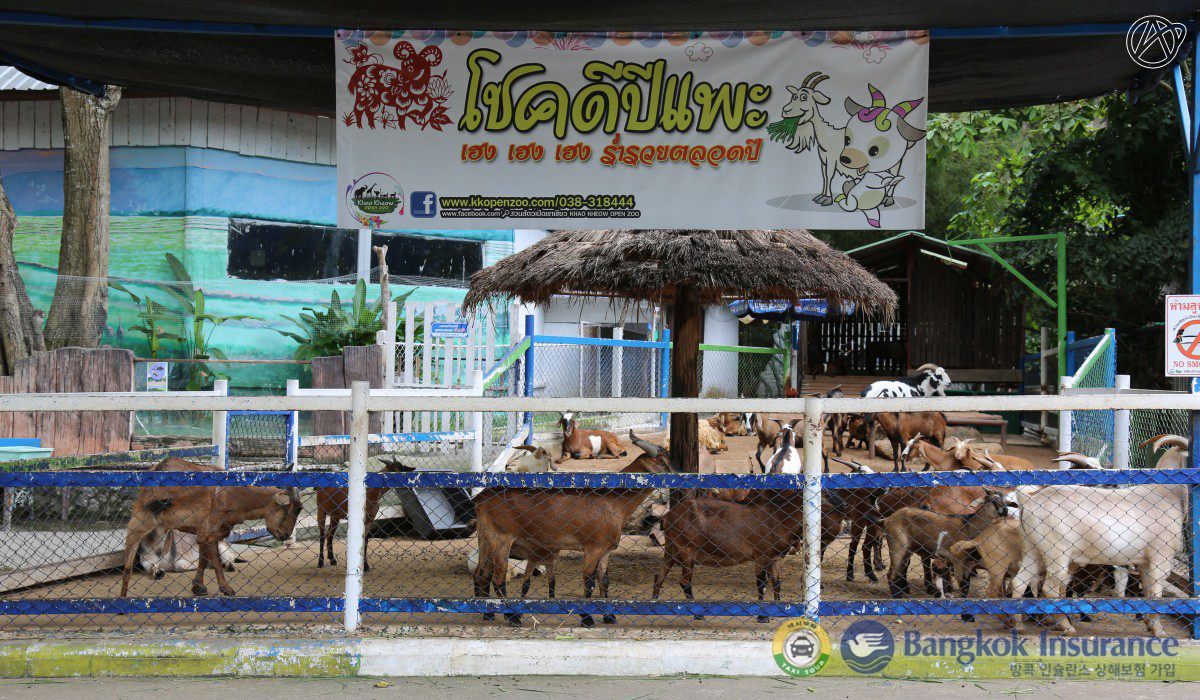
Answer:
0, 173, 44, 375
42, 86, 121, 350
668, 284, 703, 475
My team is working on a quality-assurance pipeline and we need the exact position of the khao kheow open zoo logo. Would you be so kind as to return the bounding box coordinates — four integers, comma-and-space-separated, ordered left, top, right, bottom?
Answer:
342, 42, 454, 130
346, 172, 403, 228
768, 73, 926, 229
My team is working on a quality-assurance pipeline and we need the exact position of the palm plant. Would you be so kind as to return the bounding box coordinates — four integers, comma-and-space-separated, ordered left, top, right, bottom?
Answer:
277, 279, 421, 363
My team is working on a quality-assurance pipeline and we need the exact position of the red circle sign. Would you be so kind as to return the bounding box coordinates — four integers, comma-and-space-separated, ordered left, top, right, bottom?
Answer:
1175, 319, 1200, 359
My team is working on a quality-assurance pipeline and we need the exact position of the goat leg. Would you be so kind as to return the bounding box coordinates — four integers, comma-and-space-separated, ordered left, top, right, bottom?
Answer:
754, 564, 771, 623
206, 539, 236, 596
495, 580, 521, 626
680, 559, 702, 620
190, 545, 209, 597
472, 555, 494, 621
120, 517, 157, 598
317, 513, 326, 568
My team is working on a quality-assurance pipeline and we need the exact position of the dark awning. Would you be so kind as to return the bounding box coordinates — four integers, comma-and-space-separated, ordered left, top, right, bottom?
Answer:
0, 2, 1190, 113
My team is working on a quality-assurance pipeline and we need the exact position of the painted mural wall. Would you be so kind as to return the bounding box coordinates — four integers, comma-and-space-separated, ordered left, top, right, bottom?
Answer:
3, 141, 514, 389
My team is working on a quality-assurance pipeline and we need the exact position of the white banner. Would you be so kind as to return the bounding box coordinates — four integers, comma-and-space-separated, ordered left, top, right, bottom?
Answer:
335, 30, 928, 230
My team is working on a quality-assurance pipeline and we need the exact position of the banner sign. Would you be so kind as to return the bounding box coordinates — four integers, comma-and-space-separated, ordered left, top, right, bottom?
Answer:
335, 30, 929, 231
1165, 295, 1200, 376
729, 298, 857, 320
430, 321, 469, 338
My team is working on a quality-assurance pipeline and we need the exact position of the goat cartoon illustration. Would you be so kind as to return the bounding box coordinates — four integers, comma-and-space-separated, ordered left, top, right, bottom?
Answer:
834, 84, 926, 228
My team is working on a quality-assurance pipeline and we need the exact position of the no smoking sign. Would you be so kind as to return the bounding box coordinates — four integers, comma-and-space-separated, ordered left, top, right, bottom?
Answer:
1165, 295, 1200, 376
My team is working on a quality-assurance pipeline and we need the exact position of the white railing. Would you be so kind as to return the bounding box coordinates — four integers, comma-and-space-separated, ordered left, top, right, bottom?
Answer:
2, 385, 1198, 632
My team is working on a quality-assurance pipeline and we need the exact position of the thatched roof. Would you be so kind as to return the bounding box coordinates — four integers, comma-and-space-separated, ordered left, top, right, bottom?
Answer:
464, 230, 897, 316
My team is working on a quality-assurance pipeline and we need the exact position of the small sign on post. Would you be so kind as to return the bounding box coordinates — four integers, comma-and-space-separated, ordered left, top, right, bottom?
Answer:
430, 321, 469, 338
1165, 295, 1200, 376
146, 361, 169, 391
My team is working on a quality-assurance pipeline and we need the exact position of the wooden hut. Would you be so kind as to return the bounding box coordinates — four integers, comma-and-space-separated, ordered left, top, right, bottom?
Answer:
805, 231, 1026, 394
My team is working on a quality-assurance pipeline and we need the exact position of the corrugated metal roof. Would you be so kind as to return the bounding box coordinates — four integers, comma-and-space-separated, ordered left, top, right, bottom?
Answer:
0, 67, 55, 91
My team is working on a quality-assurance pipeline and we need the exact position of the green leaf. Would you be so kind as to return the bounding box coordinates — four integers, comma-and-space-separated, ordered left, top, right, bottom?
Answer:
165, 252, 193, 287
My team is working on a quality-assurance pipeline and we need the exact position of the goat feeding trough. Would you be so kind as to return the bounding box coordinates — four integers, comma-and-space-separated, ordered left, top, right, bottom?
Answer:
464, 229, 896, 470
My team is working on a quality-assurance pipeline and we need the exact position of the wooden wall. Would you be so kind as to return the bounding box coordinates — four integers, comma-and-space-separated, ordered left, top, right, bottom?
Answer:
311, 346, 384, 463
0, 348, 134, 455
1, 96, 336, 166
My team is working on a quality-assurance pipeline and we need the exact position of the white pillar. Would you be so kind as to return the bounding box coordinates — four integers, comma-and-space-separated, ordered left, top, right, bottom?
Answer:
802, 397, 823, 620
1058, 375, 1073, 453
212, 379, 228, 468
612, 326, 623, 398
356, 228, 372, 281
701, 305, 738, 397
1039, 326, 1050, 438
343, 381, 369, 632
1114, 374, 1131, 469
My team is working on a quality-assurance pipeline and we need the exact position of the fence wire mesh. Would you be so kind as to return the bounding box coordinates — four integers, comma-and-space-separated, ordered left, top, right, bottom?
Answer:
0, 404, 1193, 640
1069, 332, 1116, 465
697, 348, 788, 398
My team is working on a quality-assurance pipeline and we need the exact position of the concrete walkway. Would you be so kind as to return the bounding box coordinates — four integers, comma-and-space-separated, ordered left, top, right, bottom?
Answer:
0, 677, 1192, 700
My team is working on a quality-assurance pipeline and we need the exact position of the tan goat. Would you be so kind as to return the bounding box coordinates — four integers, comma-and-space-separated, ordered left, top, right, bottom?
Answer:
315, 456, 413, 571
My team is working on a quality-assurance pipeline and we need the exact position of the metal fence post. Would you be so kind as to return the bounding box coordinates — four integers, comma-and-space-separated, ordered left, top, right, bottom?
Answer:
659, 328, 670, 429
523, 315, 534, 445
1039, 326, 1049, 437
1191, 417, 1200, 640
471, 370, 484, 472
344, 380, 369, 633
212, 379, 228, 468
1064, 330, 1077, 377
1058, 375, 1073, 453
802, 397, 823, 621
1113, 374, 1130, 469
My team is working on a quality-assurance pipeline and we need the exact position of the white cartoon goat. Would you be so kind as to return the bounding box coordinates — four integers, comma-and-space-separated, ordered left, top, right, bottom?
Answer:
835, 84, 926, 228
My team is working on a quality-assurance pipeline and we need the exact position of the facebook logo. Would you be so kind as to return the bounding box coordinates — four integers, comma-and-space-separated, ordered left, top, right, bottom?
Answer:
410, 191, 437, 218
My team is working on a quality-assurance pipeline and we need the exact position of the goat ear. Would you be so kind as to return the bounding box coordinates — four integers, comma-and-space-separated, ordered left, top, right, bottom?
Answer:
813, 90, 830, 105
786, 85, 799, 96
966, 496, 984, 510
273, 492, 291, 506
896, 117, 926, 144
513, 445, 538, 453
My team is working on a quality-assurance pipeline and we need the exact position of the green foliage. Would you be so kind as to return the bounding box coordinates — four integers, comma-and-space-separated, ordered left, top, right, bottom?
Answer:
277, 279, 422, 364
109, 255, 261, 389
933, 85, 1186, 387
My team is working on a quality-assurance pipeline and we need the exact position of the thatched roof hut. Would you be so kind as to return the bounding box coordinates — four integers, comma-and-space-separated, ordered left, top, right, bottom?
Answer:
465, 229, 897, 471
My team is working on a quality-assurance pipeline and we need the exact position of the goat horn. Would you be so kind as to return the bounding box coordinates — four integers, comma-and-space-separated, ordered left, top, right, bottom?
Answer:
800, 70, 823, 89
809, 72, 830, 89
915, 363, 940, 372
980, 447, 1005, 471
830, 456, 868, 472
901, 433, 923, 458
1052, 453, 1099, 469
1140, 434, 1189, 452
628, 429, 660, 458
287, 486, 301, 503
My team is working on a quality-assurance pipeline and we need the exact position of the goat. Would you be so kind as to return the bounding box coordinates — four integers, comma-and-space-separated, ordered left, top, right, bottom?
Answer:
135, 458, 237, 579
751, 413, 802, 471
1140, 434, 1189, 469
776, 71, 853, 205
473, 430, 677, 627
765, 419, 802, 475
557, 412, 626, 463
1052, 451, 1105, 470
884, 491, 1009, 598
653, 487, 844, 623
316, 456, 413, 571
969, 446, 1033, 471
506, 444, 556, 472
873, 411, 947, 472
820, 385, 849, 460
1010, 471, 1186, 637
708, 413, 750, 436
861, 364, 952, 400
843, 414, 870, 450
120, 461, 303, 597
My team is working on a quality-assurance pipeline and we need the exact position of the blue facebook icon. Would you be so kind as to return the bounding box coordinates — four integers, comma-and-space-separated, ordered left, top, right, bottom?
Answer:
411, 191, 437, 218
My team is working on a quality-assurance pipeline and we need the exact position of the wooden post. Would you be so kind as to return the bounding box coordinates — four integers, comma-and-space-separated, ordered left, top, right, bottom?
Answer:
669, 285, 702, 475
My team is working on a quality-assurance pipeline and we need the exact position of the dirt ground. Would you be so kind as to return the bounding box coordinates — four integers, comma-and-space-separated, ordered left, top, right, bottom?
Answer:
0, 429, 1188, 640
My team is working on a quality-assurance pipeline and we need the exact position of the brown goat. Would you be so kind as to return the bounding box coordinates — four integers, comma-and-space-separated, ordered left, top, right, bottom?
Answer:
135, 457, 237, 579
708, 413, 750, 436
884, 491, 1009, 598
120, 460, 303, 597
473, 430, 676, 627
653, 489, 845, 623
873, 412, 947, 471
557, 412, 626, 463
316, 456, 414, 572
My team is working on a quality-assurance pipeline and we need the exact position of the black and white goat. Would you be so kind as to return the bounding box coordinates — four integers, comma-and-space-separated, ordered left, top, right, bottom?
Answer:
765, 419, 803, 474
860, 363, 952, 399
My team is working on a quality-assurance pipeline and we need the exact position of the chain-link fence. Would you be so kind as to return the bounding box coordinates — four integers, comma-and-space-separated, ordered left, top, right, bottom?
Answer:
1067, 330, 1116, 464
0, 394, 1196, 641
697, 346, 788, 399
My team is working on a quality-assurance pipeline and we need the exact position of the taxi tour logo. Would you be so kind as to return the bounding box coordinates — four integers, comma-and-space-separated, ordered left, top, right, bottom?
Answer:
773, 618, 831, 677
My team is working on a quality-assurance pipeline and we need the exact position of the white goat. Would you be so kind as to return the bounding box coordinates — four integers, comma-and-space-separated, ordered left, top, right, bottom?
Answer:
779, 71, 854, 205
1010, 436, 1189, 637
861, 364, 952, 399
765, 419, 803, 474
